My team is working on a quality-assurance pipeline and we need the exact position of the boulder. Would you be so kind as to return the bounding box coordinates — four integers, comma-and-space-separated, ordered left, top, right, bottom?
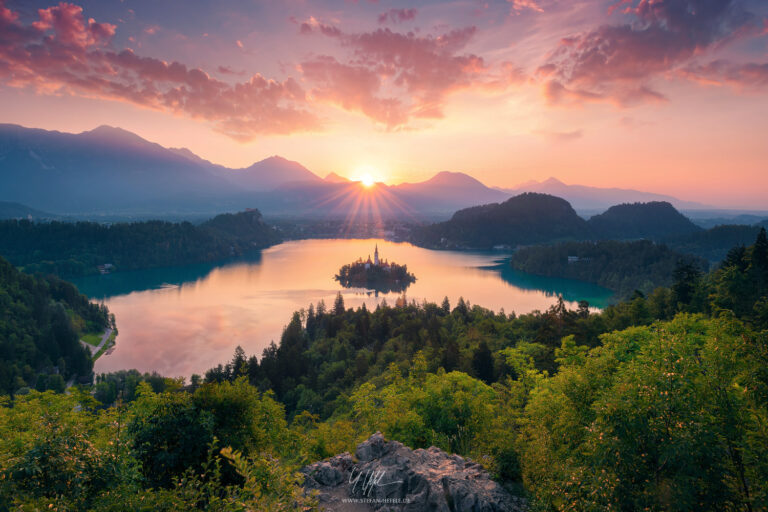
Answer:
301, 432, 526, 512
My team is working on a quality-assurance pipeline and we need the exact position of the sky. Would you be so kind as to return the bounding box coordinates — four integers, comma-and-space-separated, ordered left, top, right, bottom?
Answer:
0, 0, 767, 208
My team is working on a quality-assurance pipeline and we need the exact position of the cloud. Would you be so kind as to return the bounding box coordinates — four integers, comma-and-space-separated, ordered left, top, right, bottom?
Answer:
680, 59, 768, 88
217, 65, 243, 76
508, 0, 544, 14
377, 8, 417, 25
300, 55, 409, 126
534, 129, 583, 142
540, 0, 760, 105
0, 1, 319, 140
300, 24, 519, 128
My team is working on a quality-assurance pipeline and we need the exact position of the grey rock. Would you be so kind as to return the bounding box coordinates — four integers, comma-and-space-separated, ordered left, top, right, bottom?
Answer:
301, 432, 526, 512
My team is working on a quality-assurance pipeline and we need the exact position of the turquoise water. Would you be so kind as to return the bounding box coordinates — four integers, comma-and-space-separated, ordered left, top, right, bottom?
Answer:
73, 239, 613, 377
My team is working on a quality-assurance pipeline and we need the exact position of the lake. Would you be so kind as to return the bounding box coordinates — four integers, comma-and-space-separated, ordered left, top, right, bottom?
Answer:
73, 239, 613, 377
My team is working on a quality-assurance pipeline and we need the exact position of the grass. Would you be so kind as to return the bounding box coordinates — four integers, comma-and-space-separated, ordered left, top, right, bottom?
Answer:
81, 332, 103, 346
93, 330, 117, 361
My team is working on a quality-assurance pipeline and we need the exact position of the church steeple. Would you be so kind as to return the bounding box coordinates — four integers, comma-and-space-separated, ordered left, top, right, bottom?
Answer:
374, 244, 379, 266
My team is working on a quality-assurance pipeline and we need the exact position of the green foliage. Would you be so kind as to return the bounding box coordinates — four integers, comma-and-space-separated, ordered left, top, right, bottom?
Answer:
0, 390, 132, 511
587, 201, 701, 240
0, 209, 280, 278
346, 356, 507, 467
1, 220, 767, 512
665, 224, 762, 262
0, 255, 107, 395
192, 378, 289, 457
510, 240, 707, 300
127, 383, 215, 488
0, 388, 317, 511
519, 315, 768, 511
219, 447, 317, 511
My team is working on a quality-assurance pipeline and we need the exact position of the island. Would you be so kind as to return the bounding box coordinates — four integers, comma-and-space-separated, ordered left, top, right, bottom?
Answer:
335, 244, 416, 293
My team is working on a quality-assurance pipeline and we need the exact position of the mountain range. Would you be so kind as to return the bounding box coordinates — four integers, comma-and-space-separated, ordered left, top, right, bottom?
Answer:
500, 177, 711, 211
0, 124, 509, 218
0, 123, 716, 219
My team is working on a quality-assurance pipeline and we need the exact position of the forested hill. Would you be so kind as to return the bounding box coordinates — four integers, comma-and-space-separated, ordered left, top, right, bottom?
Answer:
587, 201, 701, 240
199, 209, 280, 245
409, 195, 707, 249
413, 192, 591, 248
510, 240, 708, 299
0, 209, 281, 278
0, 256, 108, 395
665, 224, 764, 262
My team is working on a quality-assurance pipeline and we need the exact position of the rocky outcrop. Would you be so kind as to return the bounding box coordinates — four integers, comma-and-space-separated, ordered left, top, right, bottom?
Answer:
301, 432, 526, 512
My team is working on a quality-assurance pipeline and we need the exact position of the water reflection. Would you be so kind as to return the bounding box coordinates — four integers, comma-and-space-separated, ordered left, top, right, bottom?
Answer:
72, 239, 613, 377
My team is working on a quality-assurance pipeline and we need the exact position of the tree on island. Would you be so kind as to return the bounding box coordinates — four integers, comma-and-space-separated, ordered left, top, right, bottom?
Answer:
335, 244, 416, 293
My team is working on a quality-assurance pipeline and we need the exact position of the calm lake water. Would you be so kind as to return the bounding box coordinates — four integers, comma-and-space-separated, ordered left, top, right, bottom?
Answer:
73, 239, 613, 377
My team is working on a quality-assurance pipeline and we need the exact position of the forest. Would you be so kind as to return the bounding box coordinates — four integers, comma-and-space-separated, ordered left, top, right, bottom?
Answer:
0, 255, 109, 396
509, 240, 708, 299
0, 228, 766, 510
0, 209, 280, 278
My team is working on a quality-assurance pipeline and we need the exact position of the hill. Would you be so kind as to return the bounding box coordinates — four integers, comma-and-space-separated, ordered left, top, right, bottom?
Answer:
501, 177, 710, 211
588, 201, 701, 240
510, 240, 707, 299
199, 208, 281, 246
0, 201, 56, 220
0, 255, 109, 394
0, 209, 281, 278
665, 224, 764, 262
413, 192, 591, 249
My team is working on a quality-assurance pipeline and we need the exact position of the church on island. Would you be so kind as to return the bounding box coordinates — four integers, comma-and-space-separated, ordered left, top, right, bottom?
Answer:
335, 244, 416, 293
363, 244, 391, 271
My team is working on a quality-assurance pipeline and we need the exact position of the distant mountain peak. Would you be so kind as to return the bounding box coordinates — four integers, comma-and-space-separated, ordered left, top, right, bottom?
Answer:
324, 172, 350, 183
425, 171, 485, 187
84, 125, 138, 137
80, 125, 152, 146
505, 177, 711, 211
262, 155, 289, 163
542, 177, 566, 186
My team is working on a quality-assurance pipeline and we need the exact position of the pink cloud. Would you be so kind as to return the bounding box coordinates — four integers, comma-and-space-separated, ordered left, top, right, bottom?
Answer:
0, 1, 319, 140
377, 8, 417, 25
508, 0, 543, 14
680, 59, 768, 89
300, 56, 408, 126
300, 24, 518, 128
31, 2, 116, 48
540, 0, 760, 106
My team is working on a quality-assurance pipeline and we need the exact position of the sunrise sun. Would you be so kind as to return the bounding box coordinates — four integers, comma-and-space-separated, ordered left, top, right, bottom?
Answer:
353, 165, 379, 188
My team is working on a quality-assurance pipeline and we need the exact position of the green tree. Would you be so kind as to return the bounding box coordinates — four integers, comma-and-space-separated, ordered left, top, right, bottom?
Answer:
127, 383, 214, 488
